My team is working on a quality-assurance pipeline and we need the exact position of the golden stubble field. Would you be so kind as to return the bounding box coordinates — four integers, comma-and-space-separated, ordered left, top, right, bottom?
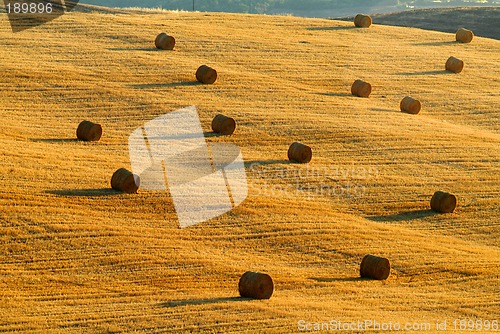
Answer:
0, 5, 499, 333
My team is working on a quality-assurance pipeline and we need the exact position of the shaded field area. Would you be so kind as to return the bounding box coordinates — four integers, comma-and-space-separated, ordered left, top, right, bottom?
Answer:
0, 7, 499, 332
369, 7, 500, 40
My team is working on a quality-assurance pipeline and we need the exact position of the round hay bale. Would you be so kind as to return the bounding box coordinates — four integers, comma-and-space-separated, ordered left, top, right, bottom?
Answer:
76, 120, 102, 142
111, 168, 140, 194
354, 14, 372, 28
196, 65, 217, 84
400, 96, 421, 114
288, 142, 312, 163
360, 254, 390, 280
211, 114, 236, 135
351, 79, 372, 98
430, 191, 457, 213
456, 28, 474, 43
155, 32, 175, 50
238, 271, 274, 299
154, 32, 167, 48
445, 56, 464, 74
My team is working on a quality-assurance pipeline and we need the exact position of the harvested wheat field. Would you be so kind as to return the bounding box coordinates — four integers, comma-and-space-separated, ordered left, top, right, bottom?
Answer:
0, 5, 499, 333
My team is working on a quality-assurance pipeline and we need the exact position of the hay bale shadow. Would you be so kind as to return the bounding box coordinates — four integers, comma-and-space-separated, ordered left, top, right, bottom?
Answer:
397, 70, 450, 76
316, 92, 352, 97
307, 26, 357, 31
130, 81, 200, 89
107, 47, 160, 52
30, 138, 78, 143
158, 296, 253, 308
370, 108, 395, 113
367, 209, 437, 222
203, 131, 228, 138
47, 188, 121, 197
244, 160, 291, 168
413, 41, 456, 46
310, 277, 369, 282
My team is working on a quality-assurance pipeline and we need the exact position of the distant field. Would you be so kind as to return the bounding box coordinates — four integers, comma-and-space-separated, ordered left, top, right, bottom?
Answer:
0, 6, 499, 332
369, 7, 500, 40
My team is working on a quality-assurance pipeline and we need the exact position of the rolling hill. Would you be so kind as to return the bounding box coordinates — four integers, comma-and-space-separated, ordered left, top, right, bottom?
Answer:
0, 6, 499, 332
370, 7, 500, 40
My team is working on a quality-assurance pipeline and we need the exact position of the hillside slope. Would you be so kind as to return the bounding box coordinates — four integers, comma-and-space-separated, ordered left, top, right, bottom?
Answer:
0, 9, 499, 332
370, 6, 500, 40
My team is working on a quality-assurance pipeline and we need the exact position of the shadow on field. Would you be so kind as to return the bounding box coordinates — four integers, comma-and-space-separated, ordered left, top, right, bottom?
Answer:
307, 26, 357, 31
310, 277, 369, 282
204, 131, 228, 138
367, 209, 437, 222
107, 47, 159, 52
47, 188, 121, 197
158, 297, 253, 308
316, 92, 352, 97
130, 81, 200, 89
413, 41, 456, 46
397, 70, 450, 76
370, 108, 396, 113
30, 138, 78, 143
245, 160, 291, 168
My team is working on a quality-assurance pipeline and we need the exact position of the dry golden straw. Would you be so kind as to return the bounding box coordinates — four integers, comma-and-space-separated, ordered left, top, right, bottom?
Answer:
155, 32, 176, 50
456, 28, 474, 43
76, 120, 102, 142
430, 191, 457, 213
111, 168, 140, 194
351, 79, 372, 98
288, 142, 312, 163
354, 14, 372, 28
196, 65, 218, 84
400, 96, 421, 114
445, 56, 464, 74
238, 271, 274, 299
212, 114, 236, 135
360, 254, 391, 280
